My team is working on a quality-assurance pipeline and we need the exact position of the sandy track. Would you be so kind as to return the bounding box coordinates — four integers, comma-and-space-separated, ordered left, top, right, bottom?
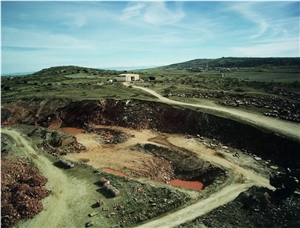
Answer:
167, 136, 272, 189
135, 135, 274, 228
3, 81, 296, 228
1, 128, 69, 228
121, 83, 284, 227
136, 183, 252, 228
64, 125, 274, 228
125, 83, 300, 141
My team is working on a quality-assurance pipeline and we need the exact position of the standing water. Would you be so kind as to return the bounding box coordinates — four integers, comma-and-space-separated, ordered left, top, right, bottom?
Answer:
170, 179, 203, 190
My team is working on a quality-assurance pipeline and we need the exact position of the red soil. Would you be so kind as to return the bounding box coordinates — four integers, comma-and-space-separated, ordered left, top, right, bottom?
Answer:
102, 168, 129, 177
170, 179, 203, 190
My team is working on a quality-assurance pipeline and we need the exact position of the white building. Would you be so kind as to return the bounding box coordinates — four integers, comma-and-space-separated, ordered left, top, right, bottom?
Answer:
114, 73, 139, 82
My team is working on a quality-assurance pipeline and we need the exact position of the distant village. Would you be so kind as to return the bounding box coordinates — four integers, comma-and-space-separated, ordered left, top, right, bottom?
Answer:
178, 65, 239, 73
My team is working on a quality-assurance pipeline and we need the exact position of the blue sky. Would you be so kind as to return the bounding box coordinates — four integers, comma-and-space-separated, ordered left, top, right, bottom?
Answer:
1, 1, 299, 74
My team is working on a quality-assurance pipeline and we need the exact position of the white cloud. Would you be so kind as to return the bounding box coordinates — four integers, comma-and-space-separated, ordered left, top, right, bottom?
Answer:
225, 2, 270, 39
121, 2, 185, 26
143, 2, 185, 26
233, 39, 299, 57
121, 2, 145, 20
224, 2, 299, 41
2, 27, 94, 50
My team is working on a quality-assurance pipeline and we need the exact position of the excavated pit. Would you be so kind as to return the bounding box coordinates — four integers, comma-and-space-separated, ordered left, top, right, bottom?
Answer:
141, 143, 225, 189
2, 98, 300, 180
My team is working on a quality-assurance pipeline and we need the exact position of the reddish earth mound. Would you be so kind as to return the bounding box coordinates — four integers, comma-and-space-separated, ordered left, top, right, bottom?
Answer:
1, 152, 51, 227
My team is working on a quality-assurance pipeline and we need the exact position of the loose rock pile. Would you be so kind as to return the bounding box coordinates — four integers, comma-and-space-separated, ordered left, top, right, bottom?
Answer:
1, 153, 51, 227
220, 95, 300, 123
92, 128, 132, 144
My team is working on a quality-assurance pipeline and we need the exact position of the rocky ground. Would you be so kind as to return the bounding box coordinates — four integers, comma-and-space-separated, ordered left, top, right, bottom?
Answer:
1, 98, 300, 228
2, 126, 194, 228
179, 186, 300, 228
2, 98, 299, 170
1, 151, 51, 227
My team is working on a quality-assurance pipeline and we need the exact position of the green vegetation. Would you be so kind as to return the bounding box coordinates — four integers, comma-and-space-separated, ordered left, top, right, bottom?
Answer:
151, 57, 300, 70
2, 58, 300, 122
1, 66, 157, 102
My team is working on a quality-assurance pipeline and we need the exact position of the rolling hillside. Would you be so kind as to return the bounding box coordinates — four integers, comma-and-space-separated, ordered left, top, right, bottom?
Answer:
157, 57, 300, 70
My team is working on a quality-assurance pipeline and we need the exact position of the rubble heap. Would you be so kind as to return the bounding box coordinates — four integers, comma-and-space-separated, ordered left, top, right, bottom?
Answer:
59, 158, 75, 168
100, 178, 120, 197
1, 153, 51, 227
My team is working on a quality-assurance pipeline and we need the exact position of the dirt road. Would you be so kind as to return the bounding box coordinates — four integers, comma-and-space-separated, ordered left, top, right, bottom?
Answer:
2, 125, 276, 228
125, 83, 300, 141
63, 125, 274, 228
121, 83, 283, 227
2, 89, 293, 228
167, 135, 272, 189
135, 135, 274, 228
136, 182, 252, 228
1, 128, 70, 228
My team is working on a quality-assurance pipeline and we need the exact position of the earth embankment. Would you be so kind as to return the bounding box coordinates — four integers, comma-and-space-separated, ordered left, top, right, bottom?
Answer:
2, 98, 299, 169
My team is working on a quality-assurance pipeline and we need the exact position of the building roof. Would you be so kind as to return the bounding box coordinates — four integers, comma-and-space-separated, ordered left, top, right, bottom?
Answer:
118, 73, 139, 77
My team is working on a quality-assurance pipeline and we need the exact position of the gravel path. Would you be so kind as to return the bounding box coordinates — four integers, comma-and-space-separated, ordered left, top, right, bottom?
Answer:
2, 128, 70, 228
125, 83, 300, 141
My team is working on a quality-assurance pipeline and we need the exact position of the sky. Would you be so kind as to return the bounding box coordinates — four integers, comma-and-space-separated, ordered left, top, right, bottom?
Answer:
1, 1, 299, 74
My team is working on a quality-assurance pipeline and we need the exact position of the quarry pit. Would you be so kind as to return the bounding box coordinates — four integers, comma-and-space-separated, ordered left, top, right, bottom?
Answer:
1, 98, 300, 228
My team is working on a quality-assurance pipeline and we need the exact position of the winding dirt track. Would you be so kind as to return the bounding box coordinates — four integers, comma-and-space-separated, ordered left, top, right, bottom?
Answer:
125, 83, 300, 141
122, 83, 292, 227
1, 128, 70, 228
137, 183, 252, 228
3, 84, 299, 227
135, 135, 274, 228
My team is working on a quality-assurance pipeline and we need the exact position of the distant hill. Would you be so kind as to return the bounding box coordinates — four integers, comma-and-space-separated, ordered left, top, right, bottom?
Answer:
30, 65, 119, 77
5, 58, 300, 78
158, 57, 300, 70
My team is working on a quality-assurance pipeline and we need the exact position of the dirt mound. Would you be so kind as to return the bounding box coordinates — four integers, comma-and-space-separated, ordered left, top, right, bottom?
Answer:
1, 152, 51, 227
92, 128, 132, 144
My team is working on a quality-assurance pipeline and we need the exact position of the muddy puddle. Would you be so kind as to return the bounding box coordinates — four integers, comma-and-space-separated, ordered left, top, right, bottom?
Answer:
103, 168, 203, 191
170, 180, 203, 190
59, 127, 83, 135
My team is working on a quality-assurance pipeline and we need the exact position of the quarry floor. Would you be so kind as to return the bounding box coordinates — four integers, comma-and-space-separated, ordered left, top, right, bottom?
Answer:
2, 124, 276, 228
61, 125, 274, 227
63, 125, 273, 189
4, 82, 299, 227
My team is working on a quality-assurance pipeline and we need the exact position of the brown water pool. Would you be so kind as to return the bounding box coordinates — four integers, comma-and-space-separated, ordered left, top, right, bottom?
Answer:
170, 179, 203, 190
